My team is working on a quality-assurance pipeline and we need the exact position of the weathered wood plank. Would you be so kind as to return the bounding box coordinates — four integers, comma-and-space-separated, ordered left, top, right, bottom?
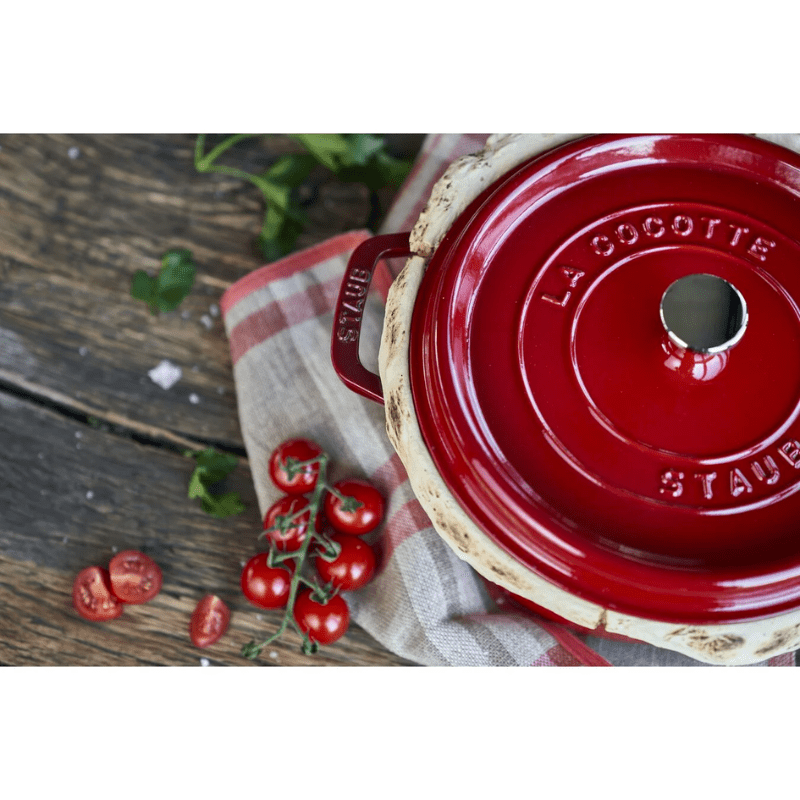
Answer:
0, 134, 420, 448
0, 389, 415, 666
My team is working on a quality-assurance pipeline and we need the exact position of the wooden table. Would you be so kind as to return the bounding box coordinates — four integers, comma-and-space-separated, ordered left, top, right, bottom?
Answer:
0, 134, 422, 666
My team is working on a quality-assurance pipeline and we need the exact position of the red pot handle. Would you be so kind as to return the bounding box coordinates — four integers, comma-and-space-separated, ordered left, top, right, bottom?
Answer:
331, 232, 413, 404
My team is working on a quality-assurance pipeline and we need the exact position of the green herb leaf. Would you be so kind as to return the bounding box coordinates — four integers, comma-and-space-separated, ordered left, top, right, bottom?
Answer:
333, 146, 413, 191
289, 134, 351, 171
185, 448, 244, 518
289, 134, 410, 188
201, 491, 246, 519
155, 249, 197, 312
256, 198, 306, 261
338, 134, 385, 167
194, 134, 414, 265
188, 448, 239, 481
131, 249, 197, 314
264, 153, 317, 187
130, 270, 157, 305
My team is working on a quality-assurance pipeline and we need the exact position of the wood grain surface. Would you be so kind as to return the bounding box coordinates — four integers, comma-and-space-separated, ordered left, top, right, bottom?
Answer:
0, 133, 422, 666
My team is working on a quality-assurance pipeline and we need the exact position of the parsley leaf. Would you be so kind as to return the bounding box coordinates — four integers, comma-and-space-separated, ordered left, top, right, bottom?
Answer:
289, 134, 412, 189
194, 135, 414, 263
288, 134, 351, 171
131, 249, 197, 314
185, 448, 245, 518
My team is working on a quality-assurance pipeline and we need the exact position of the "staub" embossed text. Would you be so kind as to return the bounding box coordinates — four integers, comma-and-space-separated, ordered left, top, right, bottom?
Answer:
659, 439, 800, 503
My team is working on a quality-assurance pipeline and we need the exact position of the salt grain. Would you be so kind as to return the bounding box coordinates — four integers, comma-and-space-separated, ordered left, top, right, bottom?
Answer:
189, 393, 200, 405
216, 387, 225, 395
75, 431, 82, 439
269, 651, 278, 660
86, 490, 94, 500
200, 314, 213, 330
191, 364, 200, 373
68, 146, 80, 160
148, 359, 182, 390
62, 536, 69, 544
181, 310, 191, 320
200, 658, 210, 667
209, 304, 220, 318
78, 346, 89, 356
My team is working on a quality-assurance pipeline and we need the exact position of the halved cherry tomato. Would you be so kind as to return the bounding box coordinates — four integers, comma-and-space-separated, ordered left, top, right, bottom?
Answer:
315, 533, 376, 591
293, 589, 350, 645
324, 478, 385, 536
72, 566, 124, 622
240, 553, 293, 609
269, 438, 323, 494
263, 494, 323, 551
108, 550, 162, 604
190, 594, 230, 648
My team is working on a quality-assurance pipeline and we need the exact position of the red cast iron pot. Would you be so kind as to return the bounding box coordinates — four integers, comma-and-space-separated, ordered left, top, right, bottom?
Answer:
332, 134, 800, 664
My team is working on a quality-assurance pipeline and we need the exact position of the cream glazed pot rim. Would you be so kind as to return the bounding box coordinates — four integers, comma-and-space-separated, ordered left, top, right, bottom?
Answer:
377, 133, 800, 666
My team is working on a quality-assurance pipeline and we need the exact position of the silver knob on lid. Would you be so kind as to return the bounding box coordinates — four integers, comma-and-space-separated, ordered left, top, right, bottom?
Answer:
660, 273, 747, 355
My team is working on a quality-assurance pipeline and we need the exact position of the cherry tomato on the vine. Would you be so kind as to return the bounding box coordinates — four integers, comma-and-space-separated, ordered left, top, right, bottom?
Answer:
108, 550, 162, 604
263, 494, 323, 551
72, 566, 124, 622
190, 594, 230, 648
293, 589, 350, 646
324, 479, 385, 536
315, 534, 376, 591
241, 553, 293, 609
269, 438, 323, 495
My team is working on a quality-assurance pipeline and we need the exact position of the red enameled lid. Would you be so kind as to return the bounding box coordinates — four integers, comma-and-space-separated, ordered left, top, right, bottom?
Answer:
409, 134, 800, 624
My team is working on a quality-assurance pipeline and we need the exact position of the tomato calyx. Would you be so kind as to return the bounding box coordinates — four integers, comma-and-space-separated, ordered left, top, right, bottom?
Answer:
314, 534, 376, 592
311, 530, 342, 563
260, 494, 322, 552
281, 454, 320, 484
324, 479, 385, 536
327, 488, 362, 514
268, 438, 323, 494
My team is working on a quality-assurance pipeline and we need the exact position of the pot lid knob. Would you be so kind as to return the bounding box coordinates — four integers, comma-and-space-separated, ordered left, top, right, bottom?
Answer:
659, 273, 748, 354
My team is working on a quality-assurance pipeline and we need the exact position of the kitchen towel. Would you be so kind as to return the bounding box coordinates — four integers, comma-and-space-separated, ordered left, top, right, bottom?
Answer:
221, 134, 796, 667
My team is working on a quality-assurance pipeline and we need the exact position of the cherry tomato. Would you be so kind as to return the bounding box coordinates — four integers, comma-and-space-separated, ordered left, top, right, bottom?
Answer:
190, 594, 230, 648
293, 589, 350, 646
108, 550, 162, 604
240, 553, 293, 609
324, 478, 385, 536
263, 494, 323, 551
73, 566, 124, 622
269, 438, 323, 494
315, 534, 376, 591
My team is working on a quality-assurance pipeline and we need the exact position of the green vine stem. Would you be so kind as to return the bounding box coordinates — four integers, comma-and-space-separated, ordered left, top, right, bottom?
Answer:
194, 134, 254, 175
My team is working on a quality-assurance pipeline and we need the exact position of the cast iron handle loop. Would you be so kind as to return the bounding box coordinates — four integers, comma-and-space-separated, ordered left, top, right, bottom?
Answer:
331, 232, 413, 404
